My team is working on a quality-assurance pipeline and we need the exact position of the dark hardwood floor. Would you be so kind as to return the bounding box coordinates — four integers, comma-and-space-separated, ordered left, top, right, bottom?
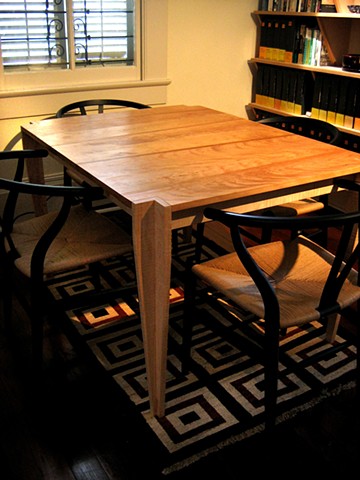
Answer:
0, 227, 359, 479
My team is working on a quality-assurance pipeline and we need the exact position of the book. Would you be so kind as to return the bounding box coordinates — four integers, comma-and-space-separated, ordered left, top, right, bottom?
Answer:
311, 74, 323, 119
272, 19, 281, 61
284, 19, 297, 63
312, 29, 322, 66
255, 64, 266, 105
265, 19, 275, 60
302, 27, 313, 65
353, 82, 360, 131
326, 76, 339, 124
344, 78, 357, 129
318, 74, 331, 121
294, 71, 306, 115
296, 24, 306, 64
259, 19, 268, 59
274, 67, 283, 110
259, 0, 269, 10
278, 20, 287, 62
280, 69, 290, 111
334, 77, 350, 127
286, 70, 297, 113
262, 65, 272, 106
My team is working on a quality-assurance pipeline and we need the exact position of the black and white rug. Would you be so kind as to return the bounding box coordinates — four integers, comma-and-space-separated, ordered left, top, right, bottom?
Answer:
46, 238, 357, 475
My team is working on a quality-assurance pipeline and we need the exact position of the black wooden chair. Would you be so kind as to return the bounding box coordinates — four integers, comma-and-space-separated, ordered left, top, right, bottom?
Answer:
55, 98, 150, 117
0, 149, 135, 368
258, 114, 340, 144
183, 194, 360, 434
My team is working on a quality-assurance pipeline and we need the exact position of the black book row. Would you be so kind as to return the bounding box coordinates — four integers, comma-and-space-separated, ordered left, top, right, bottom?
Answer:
312, 74, 360, 129
255, 64, 313, 115
258, 0, 322, 12
259, 17, 330, 66
254, 64, 360, 130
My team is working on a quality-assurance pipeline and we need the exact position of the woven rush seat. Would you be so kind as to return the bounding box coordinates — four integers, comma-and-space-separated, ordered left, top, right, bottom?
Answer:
9, 204, 132, 276
192, 235, 359, 330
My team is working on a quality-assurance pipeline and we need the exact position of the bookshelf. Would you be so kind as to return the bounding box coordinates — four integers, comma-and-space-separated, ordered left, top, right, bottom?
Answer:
248, 6, 360, 152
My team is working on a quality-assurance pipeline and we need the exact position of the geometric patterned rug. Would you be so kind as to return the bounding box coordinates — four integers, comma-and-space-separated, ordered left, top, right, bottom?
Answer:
46, 237, 357, 475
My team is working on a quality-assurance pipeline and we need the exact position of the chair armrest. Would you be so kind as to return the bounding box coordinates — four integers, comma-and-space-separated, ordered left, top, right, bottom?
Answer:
0, 177, 104, 203
0, 149, 48, 161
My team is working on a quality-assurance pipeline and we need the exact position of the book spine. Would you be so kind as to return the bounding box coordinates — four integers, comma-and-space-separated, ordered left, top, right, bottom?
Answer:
344, 79, 358, 129
278, 20, 287, 62
319, 74, 331, 121
259, 19, 267, 59
297, 24, 306, 65
274, 68, 283, 110
255, 64, 266, 106
294, 71, 305, 115
272, 19, 281, 61
284, 19, 296, 63
334, 77, 349, 127
262, 65, 271, 107
353, 83, 360, 131
265, 19, 274, 60
286, 70, 297, 113
311, 74, 322, 119
280, 69, 289, 111
326, 76, 339, 124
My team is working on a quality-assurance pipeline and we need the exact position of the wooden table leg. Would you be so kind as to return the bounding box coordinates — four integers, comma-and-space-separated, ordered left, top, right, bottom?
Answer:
21, 131, 48, 216
132, 198, 172, 417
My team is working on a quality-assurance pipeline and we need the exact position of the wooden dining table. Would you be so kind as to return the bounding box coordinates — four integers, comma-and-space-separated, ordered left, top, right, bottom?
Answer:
21, 104, 360, 418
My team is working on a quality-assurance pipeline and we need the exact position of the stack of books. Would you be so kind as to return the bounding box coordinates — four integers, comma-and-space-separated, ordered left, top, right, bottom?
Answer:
259, 17, 328, 66
255, 64, 313, 115
255, 64, 360, 131
311, 74, 360, 129
258, 0, 322, 11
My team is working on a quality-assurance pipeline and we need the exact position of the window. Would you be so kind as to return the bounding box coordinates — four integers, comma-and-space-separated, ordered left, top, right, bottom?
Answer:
0, 0, 135, 71
0, 0, 168, 112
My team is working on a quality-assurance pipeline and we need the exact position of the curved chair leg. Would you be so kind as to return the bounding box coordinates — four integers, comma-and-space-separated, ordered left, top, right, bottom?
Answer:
182, 259, 197, 374
264, 326, 279, 435
2, 283, 13, 334
325, 313, 341, 343
30, 286, 45, 370
194, 223, 205, 263
356, 300, 360, 407
1, 253, 13, 335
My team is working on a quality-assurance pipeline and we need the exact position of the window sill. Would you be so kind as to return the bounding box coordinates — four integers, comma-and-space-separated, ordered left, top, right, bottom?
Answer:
0, 78, 171, 99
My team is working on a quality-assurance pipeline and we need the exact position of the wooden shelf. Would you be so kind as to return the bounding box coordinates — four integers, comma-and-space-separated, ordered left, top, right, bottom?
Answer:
248, 102, 360, 136
249, 58, 360, 78
249, 10, 360, 145
254, 11, 360, 18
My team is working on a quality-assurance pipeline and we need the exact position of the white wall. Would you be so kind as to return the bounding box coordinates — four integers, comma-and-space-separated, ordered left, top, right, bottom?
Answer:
167, 0, 258, 118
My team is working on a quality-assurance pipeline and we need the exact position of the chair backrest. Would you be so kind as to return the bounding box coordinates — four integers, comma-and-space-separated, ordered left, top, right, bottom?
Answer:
56, 99, 151, 117
3, 115, 57, 151
258, 115, 340, 145
202, 205, 360, 321
0, 149, 103, 278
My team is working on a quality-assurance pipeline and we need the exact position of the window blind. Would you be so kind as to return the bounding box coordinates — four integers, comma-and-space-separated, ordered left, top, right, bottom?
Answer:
0, 0, 135, 70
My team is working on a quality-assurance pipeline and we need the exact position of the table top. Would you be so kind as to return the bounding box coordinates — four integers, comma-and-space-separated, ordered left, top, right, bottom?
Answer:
21, 104, 360, 419
22, 105, 360, 216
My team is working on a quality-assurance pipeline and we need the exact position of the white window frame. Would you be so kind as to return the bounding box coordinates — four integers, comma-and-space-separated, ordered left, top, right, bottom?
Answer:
0, 0, 168, 101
